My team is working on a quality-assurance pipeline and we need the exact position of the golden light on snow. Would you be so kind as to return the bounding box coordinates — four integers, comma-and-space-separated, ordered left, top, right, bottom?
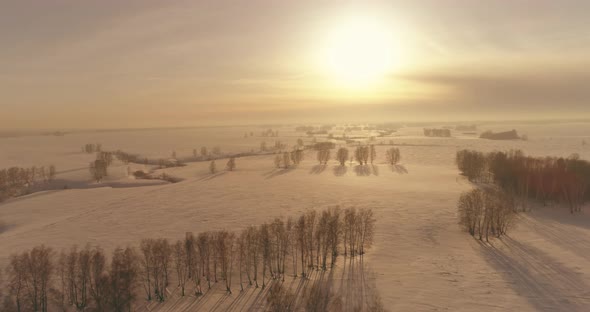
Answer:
316, 16, 399, 89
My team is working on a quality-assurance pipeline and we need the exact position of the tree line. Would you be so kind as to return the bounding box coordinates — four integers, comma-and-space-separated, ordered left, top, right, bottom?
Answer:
423, 128, 451, 137
2, 207, 376, 311
82, 144, 102, 154
0, 165, 56, 202
457, 149, 590, 213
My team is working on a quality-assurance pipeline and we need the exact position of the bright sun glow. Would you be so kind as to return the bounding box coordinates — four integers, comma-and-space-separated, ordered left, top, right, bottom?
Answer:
319, 16, 398, 88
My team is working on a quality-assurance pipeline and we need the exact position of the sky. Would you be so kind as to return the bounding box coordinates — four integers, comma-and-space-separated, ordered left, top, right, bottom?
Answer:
1, 0, 589, 129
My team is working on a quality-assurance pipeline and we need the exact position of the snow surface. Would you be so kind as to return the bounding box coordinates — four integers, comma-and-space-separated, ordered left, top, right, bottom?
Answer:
1, 123, 590, 311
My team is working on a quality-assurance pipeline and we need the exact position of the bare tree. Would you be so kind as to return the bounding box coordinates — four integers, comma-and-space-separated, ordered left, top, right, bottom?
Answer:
89, 247, 108, 311
385, 147, 401, 165
173, 240, 189, 296
358, 208, 376, 255
274, 153, 282, 168
226, 157, 236, 171
209, 160, 216, 174
267, 283, 295, 312
355, 146, 368, 165
217, 231, 236, 293
290, 149, 304, 165
89, 159, 107, 183
107, 247, 138, 312
139, 239, 155, 301
370, 145, 376, 164
196, 232, 211, 290
6, 253, 26, 312
259, 223, 272, 289
282, 152, 291, 169
458, 188, 516, 240
336, 148, 349, 166
48, 165, 56, 182
246, 226, 260, 287
11, 245, 54, 312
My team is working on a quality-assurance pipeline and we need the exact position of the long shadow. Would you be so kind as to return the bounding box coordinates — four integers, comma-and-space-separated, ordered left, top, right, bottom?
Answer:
477, 238, 590, 311
198, 171, 227, 181
354, 165, 371, 176
371, 164, 379, 176
519, 215, 590, 261
528, 209, 590, 231
263, 168, 295, 179
391, 164, 408, 174
309, 164, 326, 175
332, 165, 347, 176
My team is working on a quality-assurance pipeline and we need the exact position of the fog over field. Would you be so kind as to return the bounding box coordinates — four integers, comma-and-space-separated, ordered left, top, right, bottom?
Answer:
2, 1, 590, 311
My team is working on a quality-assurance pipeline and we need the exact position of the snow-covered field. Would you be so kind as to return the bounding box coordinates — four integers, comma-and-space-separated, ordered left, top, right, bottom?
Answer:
1, 122, 590, 311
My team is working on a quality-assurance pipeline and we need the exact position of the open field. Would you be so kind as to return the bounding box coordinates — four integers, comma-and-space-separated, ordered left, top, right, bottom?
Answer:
1, 122, 590, 311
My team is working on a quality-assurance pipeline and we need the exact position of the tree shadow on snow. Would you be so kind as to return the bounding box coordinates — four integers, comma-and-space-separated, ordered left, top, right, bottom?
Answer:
333, 165, 348, 176
309, 164, 327, 175
390, 164, 408, 174
264, 168, 295, 179
371, 164, 379, 176
198, 171, 227, 181
354, 165, 371, 177
477, 237, 590, 311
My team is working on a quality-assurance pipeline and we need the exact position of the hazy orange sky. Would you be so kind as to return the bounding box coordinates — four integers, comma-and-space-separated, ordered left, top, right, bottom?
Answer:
1, 0, 589, 129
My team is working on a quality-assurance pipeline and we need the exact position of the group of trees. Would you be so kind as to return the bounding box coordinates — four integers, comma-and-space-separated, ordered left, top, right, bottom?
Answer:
191, 146, 222, 161
89, 152, 113, 183
82, 143, 102, 154
0, 165, 56, 201
274, 149, 304, 169
457, 149, 590, 213
479, 129, 521, 140
261, 129, 279, 137
5, 245, 138, 312
113, 150, 140, 164
2, 207, 376, 311
385, 148, 401, 165
353, 146, 377, 165
457, 188, 516, 241
316, 149, 331, 165
423, 128, 451, 137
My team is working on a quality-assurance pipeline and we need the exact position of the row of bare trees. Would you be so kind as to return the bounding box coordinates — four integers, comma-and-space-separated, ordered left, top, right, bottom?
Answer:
457, 188, 516, 241
5, 244, 138, 312
274, 149, 304, 169
3, 207, 376, 311
457, 149, 590, 213
82, 143, 102, 154
0, 165, 56, 201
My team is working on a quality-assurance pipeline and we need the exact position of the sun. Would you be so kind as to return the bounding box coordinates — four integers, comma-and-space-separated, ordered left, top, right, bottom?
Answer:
318, 16, 398, 88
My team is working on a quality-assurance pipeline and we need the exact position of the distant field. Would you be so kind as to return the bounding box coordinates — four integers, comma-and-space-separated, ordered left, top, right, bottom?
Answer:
1, 122, 590, 311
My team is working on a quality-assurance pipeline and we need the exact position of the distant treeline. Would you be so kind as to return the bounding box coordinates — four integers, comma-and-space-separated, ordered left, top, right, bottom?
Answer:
457, 149, 590, 213
479, 129, 522, 140
423, 128, 451, 137
2, 207, 376, 312
0, 165, 56, 202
